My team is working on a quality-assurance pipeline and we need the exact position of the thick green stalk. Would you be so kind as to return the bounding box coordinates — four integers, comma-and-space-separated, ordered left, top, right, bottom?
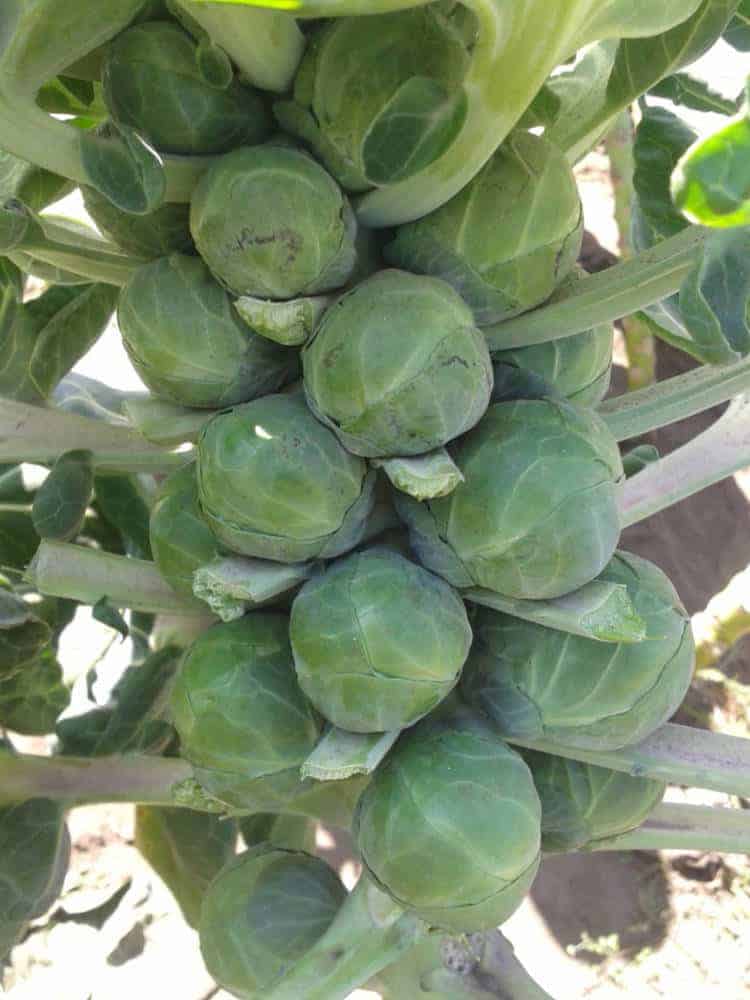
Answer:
28, 540, 208, 615
484, 226, 706, 350
0, 397, 191, 472
590, 802, 750, 853
618, 395, 750, 526
0, 752, 195, 808
507, 722, 750, 798
267, 875, 428, 1000
176, 1, 305, 92
599, 355, 750, 441
6, 216, 145, 287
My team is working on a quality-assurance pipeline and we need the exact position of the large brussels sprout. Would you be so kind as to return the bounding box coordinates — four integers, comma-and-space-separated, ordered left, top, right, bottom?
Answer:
170, 615, 321, 811
200, 845, 346, 998
354, 711, 540, 932
190, 145, 358, 300
118, 255, 298, 409
491, 326, 613, 407
274, 8, 471, 193
290, 547, 471, 733
102, 21, 270, 156
303, 270, 493, 458
149, 463, 221, 598
385, 131, 583, 324
197, 393, 376, 563
82, 186, 193, 259
521, 750, 666, 853
461, 552, 695, 750
396, 398, 623, 600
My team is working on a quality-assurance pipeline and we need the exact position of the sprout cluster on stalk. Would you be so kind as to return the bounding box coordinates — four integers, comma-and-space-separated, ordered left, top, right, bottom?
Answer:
2, 1, 748, 996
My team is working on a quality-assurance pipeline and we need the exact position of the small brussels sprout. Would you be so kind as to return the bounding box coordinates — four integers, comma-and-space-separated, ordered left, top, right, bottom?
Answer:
290, 547, 471, 733
197, 393, 376, 563
118, 255, 298, 409
274, 8, 471, 192
82, 186, 193, 259
521, 750, 666, 853
303, 270, 493, 458
461, 551, 695, 751
395, 398, 623, 600
149, 463, 221, 598
385, 130, 583, 324
170, 615, 321, 811
492, 324, 613, 407
200, 845, 346, 998
190, 145, 358, 300
354, 711, 541, 932
102, 21, 270, 155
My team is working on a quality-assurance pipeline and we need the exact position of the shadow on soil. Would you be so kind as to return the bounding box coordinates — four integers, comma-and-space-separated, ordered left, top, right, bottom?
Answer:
531, 851, 670, 963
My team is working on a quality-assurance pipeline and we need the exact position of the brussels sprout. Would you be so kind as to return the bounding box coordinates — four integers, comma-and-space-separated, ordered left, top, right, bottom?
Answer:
0, 618, 51, 680
102, 21, 270, 156
461, 552, 695, 751
303, 270, 493, 458
521, 750, 666, 853
274, 8, 471, 193
492, 325, 613, 407
82, 185, 193, 259
290, 547, 471, 733
149, 463, 221, 598
197, 393, 376, 563
170, 615, 321, 811
200, 845, 346, 998
190, 145, 358, 300
384, 130, 583, 324
354, 711, 540, 932
395, 398, 623, 600
118, 255, 298, 409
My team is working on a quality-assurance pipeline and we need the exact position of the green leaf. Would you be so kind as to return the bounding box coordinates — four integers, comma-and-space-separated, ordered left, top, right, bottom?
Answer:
56, 645, 181, 756
672, 102, 750, 227
0, 508, 39, 573
135, 806, 236, 927
632, 105, 697, 245
92, 596, 129, 641
0, 150, 73, 213
0, 799, 70, 961
650, 72, 743, 115
31, 450, 94, 542
93, 474, 152, 560
79, 121, 166, 215
725, 0, 750, 49
547, 0, 739, 161
0, 648, 69, 735
0, 616, 51, 680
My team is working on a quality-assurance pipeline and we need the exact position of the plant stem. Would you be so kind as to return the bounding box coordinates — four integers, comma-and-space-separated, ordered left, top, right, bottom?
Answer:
617, 395, 750, 526
177, 1, 305, 92
484, 226, 706, 350
599, 355, 750, 441
604, 108, 656, 390
266, 875, 428, 1000
0, 752, 194, 808
506, 722, 750, 799
590, 802, 750, 853
11, 216, 144, 287
28, 540, 209, 615
0, 397, 191, 472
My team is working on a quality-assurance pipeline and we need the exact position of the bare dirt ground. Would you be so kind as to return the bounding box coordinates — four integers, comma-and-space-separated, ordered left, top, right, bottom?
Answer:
5, 153, 750, 1000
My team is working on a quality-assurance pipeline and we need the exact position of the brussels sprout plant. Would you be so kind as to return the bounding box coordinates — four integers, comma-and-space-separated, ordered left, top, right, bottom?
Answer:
3, 2, 750, 999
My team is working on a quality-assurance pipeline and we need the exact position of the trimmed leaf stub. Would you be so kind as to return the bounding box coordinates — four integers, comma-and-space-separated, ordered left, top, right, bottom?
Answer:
373, 449, 464, 500
193, 555, 314, 621
466, 577, 646, 644
302, 727, 401, 781
235, 294, 331, 346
